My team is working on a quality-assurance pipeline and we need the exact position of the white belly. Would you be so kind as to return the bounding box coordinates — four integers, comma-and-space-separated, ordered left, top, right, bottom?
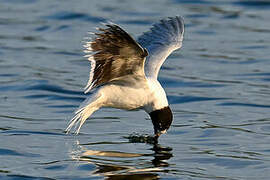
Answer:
99, 78, 168, 113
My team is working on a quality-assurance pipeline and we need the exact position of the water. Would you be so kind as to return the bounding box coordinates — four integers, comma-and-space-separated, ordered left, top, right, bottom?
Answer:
0, 0, 270, 179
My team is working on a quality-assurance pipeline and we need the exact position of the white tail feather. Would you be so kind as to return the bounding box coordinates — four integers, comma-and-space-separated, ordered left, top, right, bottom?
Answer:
66, 93, 103, 134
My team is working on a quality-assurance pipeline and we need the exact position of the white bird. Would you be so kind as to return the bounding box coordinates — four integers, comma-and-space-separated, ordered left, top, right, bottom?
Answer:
66, 16, 184, 141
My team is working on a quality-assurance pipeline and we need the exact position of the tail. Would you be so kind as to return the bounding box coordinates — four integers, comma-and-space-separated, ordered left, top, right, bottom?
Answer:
66, 92, 104, 134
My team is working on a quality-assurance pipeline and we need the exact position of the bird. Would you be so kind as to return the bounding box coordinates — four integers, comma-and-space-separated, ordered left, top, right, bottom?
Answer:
66, 16, 184, 142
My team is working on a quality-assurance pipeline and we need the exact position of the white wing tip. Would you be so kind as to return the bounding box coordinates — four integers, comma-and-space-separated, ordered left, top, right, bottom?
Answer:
83, 58, 96, 93
83, 30, 97, 93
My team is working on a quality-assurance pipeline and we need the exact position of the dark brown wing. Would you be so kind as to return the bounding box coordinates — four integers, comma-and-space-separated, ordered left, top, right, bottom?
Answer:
84, 24, 148, 93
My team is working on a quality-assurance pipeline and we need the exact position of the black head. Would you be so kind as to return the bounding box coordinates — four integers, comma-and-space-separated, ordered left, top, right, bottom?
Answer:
149, 106, 173, 137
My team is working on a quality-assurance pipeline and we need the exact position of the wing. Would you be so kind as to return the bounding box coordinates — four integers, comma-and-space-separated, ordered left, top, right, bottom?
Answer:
137, 16, 184, 79
84, 23, 148, 93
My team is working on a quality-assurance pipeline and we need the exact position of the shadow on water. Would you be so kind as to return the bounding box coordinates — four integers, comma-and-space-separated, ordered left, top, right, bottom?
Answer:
70, 137, 173, 180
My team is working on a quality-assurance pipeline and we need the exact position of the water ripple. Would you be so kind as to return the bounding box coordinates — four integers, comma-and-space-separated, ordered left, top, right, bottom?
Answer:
233, 0, 270, 8
160, 77, 225, 88
119, 19, 153, 25
182, 157, 262, 169
24, 94, 84, 103
0, 174, 56, 180
23, 80, 82, 95
173, 0, 213, 4
218, 102, 270, 108
44, 11, 105, 22
0, 148, 40, 157
2, 0, 37, 4
168, 95, 229, 104
1, 130, 64, 136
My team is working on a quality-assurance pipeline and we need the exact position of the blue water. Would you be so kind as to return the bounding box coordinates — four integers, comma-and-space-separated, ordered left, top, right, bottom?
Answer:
1, 0, 270, 179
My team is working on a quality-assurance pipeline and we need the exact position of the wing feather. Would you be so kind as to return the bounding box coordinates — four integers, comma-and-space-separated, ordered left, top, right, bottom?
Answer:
138, 16, 184, 79
84, 24, 148, 93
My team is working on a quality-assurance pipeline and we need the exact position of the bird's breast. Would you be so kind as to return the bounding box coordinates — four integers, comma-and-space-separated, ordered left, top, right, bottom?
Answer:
143, 78, 169, 113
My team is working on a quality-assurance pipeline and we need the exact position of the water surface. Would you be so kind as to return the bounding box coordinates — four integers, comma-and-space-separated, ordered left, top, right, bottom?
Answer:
1, 0, 270, 179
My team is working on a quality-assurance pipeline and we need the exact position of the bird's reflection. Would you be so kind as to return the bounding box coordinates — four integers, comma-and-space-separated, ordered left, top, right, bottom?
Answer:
151, 144, 173, 167
126, 133, 173, 168
70, 136, 173, 180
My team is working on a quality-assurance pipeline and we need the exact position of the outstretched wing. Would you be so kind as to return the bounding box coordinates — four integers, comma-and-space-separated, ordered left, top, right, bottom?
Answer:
137, 16, 184, 79
84, 23, 148, 93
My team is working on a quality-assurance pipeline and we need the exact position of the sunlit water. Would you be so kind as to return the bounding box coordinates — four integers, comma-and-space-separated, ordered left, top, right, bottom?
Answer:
1, 0, 270, 179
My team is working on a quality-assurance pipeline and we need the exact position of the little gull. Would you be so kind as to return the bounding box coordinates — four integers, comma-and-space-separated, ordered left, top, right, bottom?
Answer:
66, 16, 184, 141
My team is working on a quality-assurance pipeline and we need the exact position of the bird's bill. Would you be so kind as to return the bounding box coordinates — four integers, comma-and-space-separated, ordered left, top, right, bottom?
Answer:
154, 128, 167, 142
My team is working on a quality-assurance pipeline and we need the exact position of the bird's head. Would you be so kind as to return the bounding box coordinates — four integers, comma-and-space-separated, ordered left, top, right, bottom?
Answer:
149, 106, 173, 139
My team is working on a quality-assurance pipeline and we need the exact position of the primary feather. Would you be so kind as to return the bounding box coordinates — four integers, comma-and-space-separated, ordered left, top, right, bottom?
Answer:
138, 16, 184, 79
84, 24, 148, 93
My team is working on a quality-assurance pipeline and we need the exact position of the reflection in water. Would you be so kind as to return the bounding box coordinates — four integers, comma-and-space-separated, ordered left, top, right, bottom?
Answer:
151, 144, 173, 168
69, 140, 173, 179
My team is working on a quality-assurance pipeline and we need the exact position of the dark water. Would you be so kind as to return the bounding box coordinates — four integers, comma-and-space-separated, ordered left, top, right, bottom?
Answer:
1, 0, 270, 179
